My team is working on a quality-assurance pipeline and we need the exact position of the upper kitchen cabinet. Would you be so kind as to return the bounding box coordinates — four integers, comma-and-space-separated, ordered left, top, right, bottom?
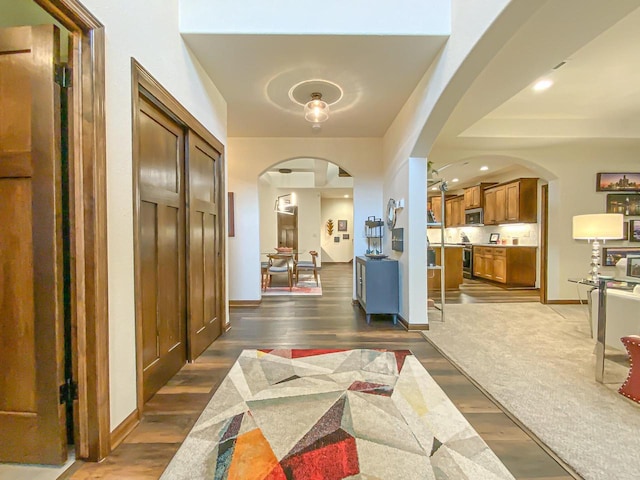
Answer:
445, 195, 465, 227
428, 194, 456, 224
429, 195, 442, 223
484, 178, 538, 225
463, 183, 496, 210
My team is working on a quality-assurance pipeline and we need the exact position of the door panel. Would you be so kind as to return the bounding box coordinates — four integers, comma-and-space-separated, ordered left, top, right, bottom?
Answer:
0, 25, 67, 464
140, 201, 159, 368
187, 133, 222, 360
137, 96, 186, 402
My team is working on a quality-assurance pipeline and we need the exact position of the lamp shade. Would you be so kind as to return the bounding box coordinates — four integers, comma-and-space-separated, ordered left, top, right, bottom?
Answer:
572, 213, 624, 240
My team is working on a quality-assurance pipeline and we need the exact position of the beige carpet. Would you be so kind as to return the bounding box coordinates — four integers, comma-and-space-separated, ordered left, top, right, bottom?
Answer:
423, 303, 640, 480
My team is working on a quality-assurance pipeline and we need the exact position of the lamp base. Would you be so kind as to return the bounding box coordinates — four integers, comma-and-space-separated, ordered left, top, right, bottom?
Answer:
587, 239, 601, 282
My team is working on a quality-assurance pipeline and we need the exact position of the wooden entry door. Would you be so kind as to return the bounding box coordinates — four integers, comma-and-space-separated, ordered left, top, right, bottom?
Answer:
137, 96, 187, 402
0, 25, 67, 464
187, 133, 222, 359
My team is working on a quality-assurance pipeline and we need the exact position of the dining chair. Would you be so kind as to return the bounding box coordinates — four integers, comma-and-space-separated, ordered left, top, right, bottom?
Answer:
260, 260, 269, 290
294, 250, 319, 286
265, 253, 293, 291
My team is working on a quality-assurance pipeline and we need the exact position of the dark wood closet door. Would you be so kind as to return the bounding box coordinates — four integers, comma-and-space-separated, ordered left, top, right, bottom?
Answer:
137, 96, 186, 401
0, 25, 67, 464
187, 133, 222, 359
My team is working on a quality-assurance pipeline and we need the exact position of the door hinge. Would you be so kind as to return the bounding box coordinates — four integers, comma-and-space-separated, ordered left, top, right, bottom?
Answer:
59, 378, 78, 405
55, 64, 72, 88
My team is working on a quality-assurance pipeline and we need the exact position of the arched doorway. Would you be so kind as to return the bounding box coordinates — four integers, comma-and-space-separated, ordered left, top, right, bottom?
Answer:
426, 155, 557, 311
258, 158, 354, 293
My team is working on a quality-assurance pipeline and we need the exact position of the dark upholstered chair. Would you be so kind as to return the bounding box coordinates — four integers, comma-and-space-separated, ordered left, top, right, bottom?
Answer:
294, 250, 318, 286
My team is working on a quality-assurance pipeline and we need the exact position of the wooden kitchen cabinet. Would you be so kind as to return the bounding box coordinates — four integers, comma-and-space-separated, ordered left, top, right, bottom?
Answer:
428, 246, 463, 292
505, 182, 520, 222
484, 189, 496, 225
483, 178, 538, 225
430, 195, 442, 223
472, 246, 536, 286
445, 195, 464, 227
464, 183, 496, 210
473, 248, 492, 278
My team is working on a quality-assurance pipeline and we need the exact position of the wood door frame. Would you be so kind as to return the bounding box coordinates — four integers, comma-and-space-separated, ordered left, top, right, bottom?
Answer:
131, 60, 226, 415
540, 184, 549, 304
33, 0, 110, 461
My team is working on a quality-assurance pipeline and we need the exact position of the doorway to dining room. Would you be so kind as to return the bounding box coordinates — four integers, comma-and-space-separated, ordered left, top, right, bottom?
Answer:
258, 158, 353, 294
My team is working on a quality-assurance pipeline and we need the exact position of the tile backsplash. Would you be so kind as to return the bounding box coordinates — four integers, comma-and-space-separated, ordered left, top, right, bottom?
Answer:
428, 224, 539, 246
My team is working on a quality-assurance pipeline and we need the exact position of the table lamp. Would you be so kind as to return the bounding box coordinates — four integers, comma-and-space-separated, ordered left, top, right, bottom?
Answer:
572, 213, 624, 281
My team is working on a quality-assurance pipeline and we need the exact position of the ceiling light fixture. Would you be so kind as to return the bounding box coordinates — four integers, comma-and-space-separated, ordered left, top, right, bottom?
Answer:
533, 79, 553, 91
304, 92, 330, 124
480, 166, 489, 171
452, 178, 459, 183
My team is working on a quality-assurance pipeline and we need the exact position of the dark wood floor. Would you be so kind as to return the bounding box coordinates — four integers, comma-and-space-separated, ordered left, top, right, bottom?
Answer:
66, 263, 575, 479
432, 277, 542, 304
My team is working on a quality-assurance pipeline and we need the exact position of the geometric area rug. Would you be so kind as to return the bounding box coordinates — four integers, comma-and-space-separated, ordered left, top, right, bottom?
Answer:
160, 349, 515, 479
261, 277, 322, 297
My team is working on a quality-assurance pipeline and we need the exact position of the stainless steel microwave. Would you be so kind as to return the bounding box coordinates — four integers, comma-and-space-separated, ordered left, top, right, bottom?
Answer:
465, 208, 484, 225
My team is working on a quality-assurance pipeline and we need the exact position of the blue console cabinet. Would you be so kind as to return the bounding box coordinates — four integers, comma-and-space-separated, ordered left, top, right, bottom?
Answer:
355, 256, 399, 324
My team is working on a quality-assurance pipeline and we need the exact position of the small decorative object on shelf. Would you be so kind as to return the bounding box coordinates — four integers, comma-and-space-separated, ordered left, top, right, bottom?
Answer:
326, 219, 334, 235
364, 216, 385, 258
386, 198, 397, 229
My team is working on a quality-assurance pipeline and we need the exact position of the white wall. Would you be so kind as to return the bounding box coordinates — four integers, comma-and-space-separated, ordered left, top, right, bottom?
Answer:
180, 0, 450, 35
380, 0, 520, 326
228, 137, 382, 301
78, 0, 227, 431
321, 198, 354, 262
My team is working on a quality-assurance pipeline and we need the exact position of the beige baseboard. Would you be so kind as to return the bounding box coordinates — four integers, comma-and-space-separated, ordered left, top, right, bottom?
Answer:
110, 408, 140, 450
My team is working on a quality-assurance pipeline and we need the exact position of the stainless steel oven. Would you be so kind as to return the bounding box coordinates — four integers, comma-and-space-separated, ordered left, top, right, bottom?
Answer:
462, 245, 473, 278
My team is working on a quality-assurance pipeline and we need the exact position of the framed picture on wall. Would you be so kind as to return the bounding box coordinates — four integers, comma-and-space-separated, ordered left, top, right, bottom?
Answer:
602, 247, 640, 266
630, 220, 640, 242
337, 220, 348, 231
334, 236, 340, 243
627, 256, 640, 277
342, 234, 349, 240
605, 194, 640, 215
596, 173, 640, 192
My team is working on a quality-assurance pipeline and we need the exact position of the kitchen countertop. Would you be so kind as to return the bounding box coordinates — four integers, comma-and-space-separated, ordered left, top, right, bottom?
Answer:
472, 243, 538, 248
439, 243, 538, 248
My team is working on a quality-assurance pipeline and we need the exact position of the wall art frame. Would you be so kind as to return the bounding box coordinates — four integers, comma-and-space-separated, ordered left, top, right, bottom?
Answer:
596, 173, 640, 192
605, 194, 640, 215
602, 247, 640, 266
627, 255, 640, 277
630, 220, 640, 242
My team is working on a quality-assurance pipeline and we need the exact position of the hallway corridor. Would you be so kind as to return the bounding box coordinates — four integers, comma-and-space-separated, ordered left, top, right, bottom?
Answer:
64, 263, 572, 479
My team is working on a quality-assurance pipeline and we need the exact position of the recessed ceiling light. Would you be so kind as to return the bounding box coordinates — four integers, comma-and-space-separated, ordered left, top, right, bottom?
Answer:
344, 194, 349, 198
533, 79, 553, 91
480, 166, 489, 171
431, 186, 438, 191
452, 178, 459, 183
